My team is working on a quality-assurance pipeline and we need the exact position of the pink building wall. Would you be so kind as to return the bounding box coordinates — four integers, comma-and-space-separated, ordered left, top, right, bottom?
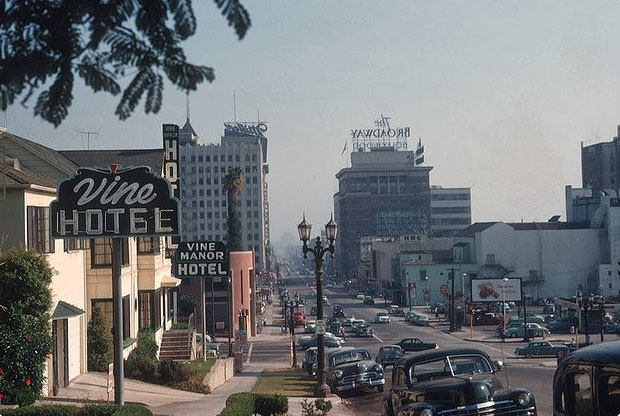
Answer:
230, 251, 256, 337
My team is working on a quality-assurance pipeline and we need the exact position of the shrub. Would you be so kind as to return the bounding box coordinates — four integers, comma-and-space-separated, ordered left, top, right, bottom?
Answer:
0, 249, 54, 406
218, 393, 255, 416
158, 360, 191, 384
171, 380, 208, 394
314, 398, 332, 416
134, 328, 158, 360
87, 307, 113, 372
124, 353, 156, 381
1, 405, 153, 416
254, 393, 288, 416
170, 322, 188, 330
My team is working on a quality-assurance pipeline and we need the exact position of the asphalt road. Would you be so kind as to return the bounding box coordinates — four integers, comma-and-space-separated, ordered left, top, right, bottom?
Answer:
282, 279, 557, 416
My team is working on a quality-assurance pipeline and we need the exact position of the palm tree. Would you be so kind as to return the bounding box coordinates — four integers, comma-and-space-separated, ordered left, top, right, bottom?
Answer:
223, 167, 244, 251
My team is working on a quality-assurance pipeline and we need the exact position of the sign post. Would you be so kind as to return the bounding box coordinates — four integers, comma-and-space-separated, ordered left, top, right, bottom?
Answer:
107, 363, 114, 403
50, 164, 180, 405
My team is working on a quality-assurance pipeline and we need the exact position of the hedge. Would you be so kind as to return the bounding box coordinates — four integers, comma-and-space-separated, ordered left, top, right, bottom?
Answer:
217, 393, 288, 416
1, 405, 152, 416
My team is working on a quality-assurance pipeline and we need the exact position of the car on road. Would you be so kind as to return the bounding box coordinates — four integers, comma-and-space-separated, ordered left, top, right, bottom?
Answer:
363, 296, 375, 305
506, 322, 550, 338
396, 338, 438, 352
547, 316, 574, 333
342, 316, 355, 328
304, 320, 316, 333
329, 322, 343, 335
406, 311, 429, 326
375, 345, 404, 367
374, 312, 390, 324
303, 346, 343, 377
553, 340, 620, 416
515, 340, 575, 358
309, 306, 317, 316
474, 312, 503, 326
509, 314, 545, 325
326, 347, 385, 394
298, 334, 342, 350
383, 347, 537, 416
354, 324, 374, 337
332, 304, 345, 318
322, 295, 329, 304
350, 319, 366, 332
355, 293, 365, 300
388, 305, 400, 315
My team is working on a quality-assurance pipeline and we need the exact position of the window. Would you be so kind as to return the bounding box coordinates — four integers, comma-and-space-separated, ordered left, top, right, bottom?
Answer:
139, 290, 162, 330
252, 154, 257, 161
235, 155, 240, 162
91, 238, 129, 267
566, 372, 593, 416
599, 375, 620, 416
64, 238, 87, 252
200, 212, 204, 219
228, 155, 232, 162
92, 298, 130, 340
220, 155, 225, 162
137, 237, 160, 254
27, 206, 53, 253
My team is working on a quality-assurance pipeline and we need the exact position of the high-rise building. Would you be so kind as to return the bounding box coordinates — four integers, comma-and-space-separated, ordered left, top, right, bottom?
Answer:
334, 148, 433, 276
430, 186, 472, 237
581, 125, 620, 194
178, 120, 270, 273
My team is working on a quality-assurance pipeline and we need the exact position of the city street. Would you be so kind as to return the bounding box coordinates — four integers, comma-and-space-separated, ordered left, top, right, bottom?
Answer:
272, 277, 558, 416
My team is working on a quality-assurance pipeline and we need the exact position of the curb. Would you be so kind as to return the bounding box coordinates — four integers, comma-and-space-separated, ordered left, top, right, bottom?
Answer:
38, 397, 150, 407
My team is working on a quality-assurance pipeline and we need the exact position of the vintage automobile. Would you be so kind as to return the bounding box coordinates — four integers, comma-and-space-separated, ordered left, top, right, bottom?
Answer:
303, 346, 343, 377
309, 306, 318, 316
332, 304, 345, 318
342, 316, 356, 327
409, 312, 429, 326
298, 333, 341, 350
475, 312, 503, 326
363, 296, 375, 305
329, 322, 343, 335
327, 347, 385, 394
547, 316, 574, 333
515, 341, 575, 358
304, 320, 316, 334
350, 319, 367, 332
375, 345, 405, 367
506, 323, 550, 338
375, 312, 391, 324
509, 314, 546, 325
553, 340, 620, 416
355, 323, 374, 337
383, 347, 537, 416
397, 338, 438, 352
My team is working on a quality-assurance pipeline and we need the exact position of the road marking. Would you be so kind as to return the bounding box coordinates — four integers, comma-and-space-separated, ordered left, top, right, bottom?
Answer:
246, 342, 254, 363
373, 334, 383, 343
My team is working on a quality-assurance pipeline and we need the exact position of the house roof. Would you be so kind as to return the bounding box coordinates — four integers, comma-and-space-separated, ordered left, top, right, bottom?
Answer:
456, 221, 592, 237
1, 131, 77, 175
0, 154, 58, 189
60, 149, 164, 173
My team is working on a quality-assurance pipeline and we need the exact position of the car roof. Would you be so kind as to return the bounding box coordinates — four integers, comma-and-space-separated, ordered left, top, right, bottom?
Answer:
330, 347, 369, 356
401, 348, 491, 367
561, 340, 620, 367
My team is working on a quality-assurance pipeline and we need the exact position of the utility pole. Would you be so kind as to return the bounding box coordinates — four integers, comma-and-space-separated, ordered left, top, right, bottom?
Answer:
450, 268, 455, 332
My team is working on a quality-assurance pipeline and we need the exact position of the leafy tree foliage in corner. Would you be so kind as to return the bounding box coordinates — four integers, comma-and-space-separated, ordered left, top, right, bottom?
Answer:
87, 307, 114, 372
0, 0, 251, 127
223, 167, 244, 251
0, 249, 53, 405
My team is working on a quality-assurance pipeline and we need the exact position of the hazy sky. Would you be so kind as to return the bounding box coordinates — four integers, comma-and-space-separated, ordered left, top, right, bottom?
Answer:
5, 1, 620, 243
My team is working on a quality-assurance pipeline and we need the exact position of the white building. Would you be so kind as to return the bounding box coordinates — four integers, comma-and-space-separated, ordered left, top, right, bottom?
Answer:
179, 121, 270, 273
430, 186, 472, 237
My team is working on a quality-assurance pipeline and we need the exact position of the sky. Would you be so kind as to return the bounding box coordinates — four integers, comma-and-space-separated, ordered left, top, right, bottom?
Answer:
5, 0, 620, 244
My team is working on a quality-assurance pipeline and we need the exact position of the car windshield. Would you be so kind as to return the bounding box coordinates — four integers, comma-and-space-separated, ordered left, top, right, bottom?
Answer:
331, 350, 372, 366
377, 312, 388, 317
409, 355, 493, 382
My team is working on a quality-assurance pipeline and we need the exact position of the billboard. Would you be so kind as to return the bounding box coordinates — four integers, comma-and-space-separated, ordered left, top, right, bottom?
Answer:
471, 278, 522, 303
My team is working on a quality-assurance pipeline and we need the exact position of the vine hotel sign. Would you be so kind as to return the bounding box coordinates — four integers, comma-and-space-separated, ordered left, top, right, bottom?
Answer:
50, 165, 180, 238
351, 114, 410, 150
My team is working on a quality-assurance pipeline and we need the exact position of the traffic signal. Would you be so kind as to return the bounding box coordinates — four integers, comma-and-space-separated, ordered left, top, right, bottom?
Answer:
468, 304, 474, 314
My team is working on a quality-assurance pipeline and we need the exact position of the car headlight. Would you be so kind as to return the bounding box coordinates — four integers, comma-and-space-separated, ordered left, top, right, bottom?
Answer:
420, 408, 434, 416
374, 364, 383, 372
334, 370, 343, 378
518, 392, 532, 407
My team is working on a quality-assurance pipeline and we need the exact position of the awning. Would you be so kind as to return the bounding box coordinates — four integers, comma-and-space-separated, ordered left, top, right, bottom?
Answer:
52, 300, 85, 319
161, 275, 181, 288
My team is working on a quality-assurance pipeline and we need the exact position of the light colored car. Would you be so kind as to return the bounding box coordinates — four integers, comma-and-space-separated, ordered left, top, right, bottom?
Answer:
356, 293, 365, 300
506, 323, 550, 338
375, 312, 390, 324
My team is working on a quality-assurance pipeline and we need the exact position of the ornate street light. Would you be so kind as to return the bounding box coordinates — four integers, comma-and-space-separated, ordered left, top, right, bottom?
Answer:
297, 214, 338, 397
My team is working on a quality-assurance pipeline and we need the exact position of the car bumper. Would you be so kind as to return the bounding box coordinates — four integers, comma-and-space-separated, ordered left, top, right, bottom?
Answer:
336, 377, 385, 391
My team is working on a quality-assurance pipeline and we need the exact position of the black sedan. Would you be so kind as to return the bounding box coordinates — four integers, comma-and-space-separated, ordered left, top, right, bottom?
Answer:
327, 347, 385, 394
397, 338, 438, 352
383, 347, 537, 416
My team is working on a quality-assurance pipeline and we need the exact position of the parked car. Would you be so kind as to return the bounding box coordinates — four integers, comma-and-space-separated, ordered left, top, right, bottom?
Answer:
309, 306, 317, 316
474, 312, 503, 326
553, 340, 620, 415
411, 312, 429, 326
299, 334, 341, 350
342, 316, 356, 327
332, 304, 345, 318
363, 296, 375, 305
506, 323, 550, 338
493, 302, 512, 313
305, 320, 316, 334
303, 346, 342, 377
547, 316, 574, 333
375, 345, 404, 367
511, 314, 545, 324
355, 324, 374, 337
396, 338, 438, 352
374, 312, 390, 324
388, 305, 400, 315
543, 304, 556, 314
356, 293, 365, 300
515, 341, 575, 358
326, 347, 385, 394
329, 322, 343, 335
383, 348, 537, 416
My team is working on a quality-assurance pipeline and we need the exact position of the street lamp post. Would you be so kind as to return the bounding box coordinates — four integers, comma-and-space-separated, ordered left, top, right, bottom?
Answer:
598, 296, 605, 343
286, 300, 300, 367
576, 289, 594, 345
298, 214, 338, 397
502, 278, 509, 341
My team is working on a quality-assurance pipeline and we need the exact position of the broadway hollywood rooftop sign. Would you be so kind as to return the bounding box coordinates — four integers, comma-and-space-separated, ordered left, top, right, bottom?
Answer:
50, 165, 179, 238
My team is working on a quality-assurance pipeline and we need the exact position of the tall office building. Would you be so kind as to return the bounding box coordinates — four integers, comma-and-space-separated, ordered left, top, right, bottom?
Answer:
581, 125, 620, 194
334, 148, 433, 276
179, 120, 270, 273
430, 186, 472, 237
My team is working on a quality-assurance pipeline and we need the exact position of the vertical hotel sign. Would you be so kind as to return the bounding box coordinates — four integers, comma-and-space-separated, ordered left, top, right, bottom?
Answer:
163, 124, 180, 256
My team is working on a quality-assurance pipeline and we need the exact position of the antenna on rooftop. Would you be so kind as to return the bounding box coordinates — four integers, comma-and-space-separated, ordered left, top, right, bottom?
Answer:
78, 129, 100, 150
185, 92, 190, 122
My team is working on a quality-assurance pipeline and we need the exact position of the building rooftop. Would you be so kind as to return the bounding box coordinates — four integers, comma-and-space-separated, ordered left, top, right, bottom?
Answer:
0, 154, 57, 189
60, 149, 164, 172
1, 131, 77, 175
456, 221, 592, 237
